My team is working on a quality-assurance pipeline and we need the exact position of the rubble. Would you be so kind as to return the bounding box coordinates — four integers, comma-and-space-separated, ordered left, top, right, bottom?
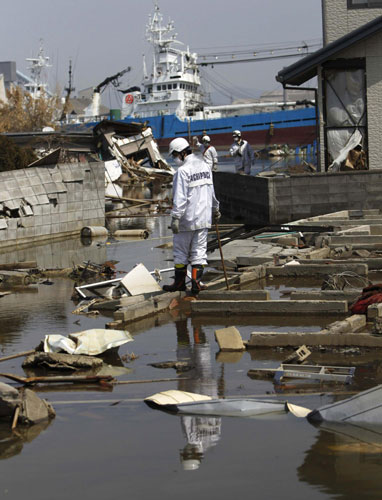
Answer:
214, 326, 245, 352
0, 381, 55, 425
22, 352, 104, 371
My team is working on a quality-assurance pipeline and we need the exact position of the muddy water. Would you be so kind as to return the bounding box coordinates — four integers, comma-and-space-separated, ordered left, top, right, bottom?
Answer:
0, 217, 382, 499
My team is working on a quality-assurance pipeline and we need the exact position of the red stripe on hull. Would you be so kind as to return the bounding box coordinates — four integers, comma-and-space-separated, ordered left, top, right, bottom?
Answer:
157, 125, 317, 150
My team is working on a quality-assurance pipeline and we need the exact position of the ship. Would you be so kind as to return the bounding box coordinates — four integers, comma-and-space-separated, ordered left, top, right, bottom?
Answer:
118, 4, 317, 151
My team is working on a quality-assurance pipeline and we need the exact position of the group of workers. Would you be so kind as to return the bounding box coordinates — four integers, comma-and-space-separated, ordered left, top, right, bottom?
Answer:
163, 130, 254, 294
192, 130, 255, 175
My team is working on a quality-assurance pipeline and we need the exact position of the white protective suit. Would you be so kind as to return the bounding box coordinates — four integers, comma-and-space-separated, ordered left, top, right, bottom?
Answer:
171, 153, 219, 266
195, 140, 218, 171
229, 139, 256, 174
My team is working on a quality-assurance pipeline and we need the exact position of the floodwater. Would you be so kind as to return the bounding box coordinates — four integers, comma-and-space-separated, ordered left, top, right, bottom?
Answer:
1, 215, 382, 498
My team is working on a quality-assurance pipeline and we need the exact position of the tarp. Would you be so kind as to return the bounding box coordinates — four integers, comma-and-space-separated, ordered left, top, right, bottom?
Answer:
325, 69, 366, 171
43, 329, 133, 356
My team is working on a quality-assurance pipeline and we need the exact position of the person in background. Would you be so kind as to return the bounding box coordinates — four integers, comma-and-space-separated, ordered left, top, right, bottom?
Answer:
164, 137, 220, 294
193, 135, 218, 172
229, 129, 255, 175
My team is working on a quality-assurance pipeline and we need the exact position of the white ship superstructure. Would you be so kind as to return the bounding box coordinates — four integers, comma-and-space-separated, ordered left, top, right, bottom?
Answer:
121, 4, 204, 120
24, 41, 51, 98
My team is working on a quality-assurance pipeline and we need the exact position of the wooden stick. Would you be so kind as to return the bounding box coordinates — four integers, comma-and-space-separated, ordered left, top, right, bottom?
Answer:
215, 223, 230, 290
114, 377, 189, 385
0, 373, 114, 385
0, 350, 35, 363
11, 405, 20, 430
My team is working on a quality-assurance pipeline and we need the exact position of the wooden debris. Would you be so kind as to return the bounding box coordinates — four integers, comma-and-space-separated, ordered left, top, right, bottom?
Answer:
0, 350, 35, 363
149, 361, 193, 372
0, 373, 113, 385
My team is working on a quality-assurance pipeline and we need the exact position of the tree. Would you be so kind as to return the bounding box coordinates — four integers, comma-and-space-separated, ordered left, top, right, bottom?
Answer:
0, 136, 36, 172
0, 86, 61, 133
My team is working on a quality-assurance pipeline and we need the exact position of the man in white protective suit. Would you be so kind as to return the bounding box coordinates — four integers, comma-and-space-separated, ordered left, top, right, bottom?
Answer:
192, 135, 218, 171
163, 137, 221, 294
229, 129, 256, 175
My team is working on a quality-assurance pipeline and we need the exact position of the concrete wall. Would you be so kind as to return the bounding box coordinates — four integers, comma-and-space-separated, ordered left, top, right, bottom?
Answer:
213, 172, 270, 224
322, 0, 382, 45
214, 170, 382, 224
0, 162, 105, 249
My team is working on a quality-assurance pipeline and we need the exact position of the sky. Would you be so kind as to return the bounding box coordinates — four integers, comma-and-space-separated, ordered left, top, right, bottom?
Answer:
0, 0, 323, 106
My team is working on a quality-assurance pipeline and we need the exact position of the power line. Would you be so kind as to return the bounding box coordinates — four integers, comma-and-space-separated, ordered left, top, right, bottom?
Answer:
198, 51, 315, 66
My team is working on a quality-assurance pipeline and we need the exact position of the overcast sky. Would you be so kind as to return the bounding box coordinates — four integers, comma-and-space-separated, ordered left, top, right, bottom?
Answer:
0, 0, 322, 105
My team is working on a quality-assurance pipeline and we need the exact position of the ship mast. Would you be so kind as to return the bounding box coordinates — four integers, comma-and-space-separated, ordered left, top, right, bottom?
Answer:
25, 40, 51, 98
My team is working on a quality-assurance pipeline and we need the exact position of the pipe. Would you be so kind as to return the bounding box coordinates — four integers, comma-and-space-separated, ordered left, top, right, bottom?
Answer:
113, 229, 149, 238
81, 226, 108, 237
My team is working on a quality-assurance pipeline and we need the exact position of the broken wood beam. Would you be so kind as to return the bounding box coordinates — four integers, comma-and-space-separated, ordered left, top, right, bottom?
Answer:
0, 350, 36, 363
0, 373, 114, 385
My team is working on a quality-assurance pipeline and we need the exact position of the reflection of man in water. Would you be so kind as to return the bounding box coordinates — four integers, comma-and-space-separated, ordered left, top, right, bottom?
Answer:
175, 318, 221, 470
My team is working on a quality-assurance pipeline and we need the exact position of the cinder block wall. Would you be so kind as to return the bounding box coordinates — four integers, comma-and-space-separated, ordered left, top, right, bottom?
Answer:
269, 170, 382, 223
214, 170, 382, 224
322, 0, 382, 45
0, 162, 105, 249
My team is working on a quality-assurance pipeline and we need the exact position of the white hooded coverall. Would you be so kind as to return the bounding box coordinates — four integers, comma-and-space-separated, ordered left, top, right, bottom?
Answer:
195, 140, 218, 171
171, 153, 219, 266
229, 139, 256, 174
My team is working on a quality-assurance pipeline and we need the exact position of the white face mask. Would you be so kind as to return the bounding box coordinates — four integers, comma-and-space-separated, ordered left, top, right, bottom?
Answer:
174, 157, 184, 166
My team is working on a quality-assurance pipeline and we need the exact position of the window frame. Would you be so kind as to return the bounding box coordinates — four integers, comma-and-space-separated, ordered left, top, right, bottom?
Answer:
347, 0, 382, 9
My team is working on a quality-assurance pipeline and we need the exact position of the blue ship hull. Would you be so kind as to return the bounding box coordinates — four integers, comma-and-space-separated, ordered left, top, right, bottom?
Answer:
120, 106, 317, 149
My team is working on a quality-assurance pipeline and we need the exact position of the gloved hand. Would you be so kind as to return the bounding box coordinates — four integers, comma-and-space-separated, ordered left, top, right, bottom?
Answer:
213, 210, 221, 224
171, 217, 180, 234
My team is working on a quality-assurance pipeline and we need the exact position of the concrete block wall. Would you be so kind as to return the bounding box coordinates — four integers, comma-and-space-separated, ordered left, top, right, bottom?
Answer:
214, 169, 382, 224
272, 170, 382, 223
0, 161, 105, 249
322, 0, 382, 45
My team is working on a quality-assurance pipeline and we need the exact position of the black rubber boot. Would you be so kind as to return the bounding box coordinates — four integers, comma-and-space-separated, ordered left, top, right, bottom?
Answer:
191, 265, 207, 295
163, 266, 187, 292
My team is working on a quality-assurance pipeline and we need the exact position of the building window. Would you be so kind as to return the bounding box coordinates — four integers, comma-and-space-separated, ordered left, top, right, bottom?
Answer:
348, 0, 382, 8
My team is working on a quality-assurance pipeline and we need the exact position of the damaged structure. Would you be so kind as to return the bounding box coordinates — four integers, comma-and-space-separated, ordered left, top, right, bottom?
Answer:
0, 121, 172, 249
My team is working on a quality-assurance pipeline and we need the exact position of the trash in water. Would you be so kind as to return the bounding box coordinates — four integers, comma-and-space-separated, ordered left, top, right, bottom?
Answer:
43, 329, 133, 356
248, 364, 355, 385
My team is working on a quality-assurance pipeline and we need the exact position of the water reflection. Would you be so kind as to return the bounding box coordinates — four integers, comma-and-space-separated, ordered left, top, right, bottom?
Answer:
175, 318, 221, 470
0, 420, 51, 460
299, 421, 382, 499
0, 236, 107, 269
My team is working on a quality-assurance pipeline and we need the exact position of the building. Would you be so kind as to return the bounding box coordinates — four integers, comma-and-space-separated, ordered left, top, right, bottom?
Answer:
277, 0, 382, 171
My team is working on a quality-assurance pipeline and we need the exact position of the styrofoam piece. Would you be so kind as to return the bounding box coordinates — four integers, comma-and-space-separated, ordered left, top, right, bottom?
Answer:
120, 263, 162, 296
